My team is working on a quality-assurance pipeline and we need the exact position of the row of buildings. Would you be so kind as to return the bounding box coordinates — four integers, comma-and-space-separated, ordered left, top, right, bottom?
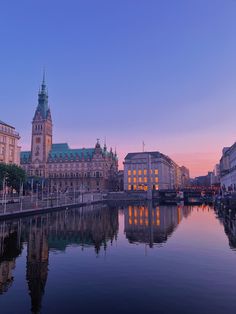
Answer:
1, 75, 190, 192
219, 143, 236, 192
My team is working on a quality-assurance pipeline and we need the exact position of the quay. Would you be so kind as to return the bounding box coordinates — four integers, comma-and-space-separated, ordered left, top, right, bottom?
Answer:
0, 189, 216, 220
0, 192, 104, 221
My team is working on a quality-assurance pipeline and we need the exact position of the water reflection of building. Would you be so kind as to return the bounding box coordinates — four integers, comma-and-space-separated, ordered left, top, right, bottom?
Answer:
216, 208, 236, 250
47, 205, 118, 254
26, 217, 49, 314
125, 204, 191, 247
0, 222, 22, 294
0, 204, 119, 311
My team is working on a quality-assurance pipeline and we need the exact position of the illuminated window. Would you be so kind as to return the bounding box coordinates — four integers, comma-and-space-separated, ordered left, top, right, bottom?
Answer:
133, 185, 137, 190
128, 185, 131, 190
155, 169, 158, 175
129, 218, 132, 225
134, 208, 137, 217
128, 170, 131, 176
133, 177, 137, 183
134, 219, 138, 225
144, 177, 147, 183
140, 219, 143, 225
128, 177, 131, 183
144, 169, 147, 175
133, 170, 136, 175
138, 177, 142, 183
138, 170, 142, 175
155, 177, 158, 183
144, 185, 148, 191
129, 206, 132, 216
155, 184, 159, 190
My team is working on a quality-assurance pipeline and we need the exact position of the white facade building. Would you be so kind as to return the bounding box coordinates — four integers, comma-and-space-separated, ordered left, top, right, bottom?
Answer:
220, 143, 236, 191
0, 120, 21, 165
123, 152, 181, 191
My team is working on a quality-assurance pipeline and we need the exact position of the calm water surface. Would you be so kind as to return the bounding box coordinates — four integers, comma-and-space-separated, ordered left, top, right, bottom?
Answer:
0, 203, 236, 314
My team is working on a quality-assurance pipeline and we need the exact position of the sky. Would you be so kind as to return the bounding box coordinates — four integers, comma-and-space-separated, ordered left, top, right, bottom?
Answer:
0, 0, 235, 177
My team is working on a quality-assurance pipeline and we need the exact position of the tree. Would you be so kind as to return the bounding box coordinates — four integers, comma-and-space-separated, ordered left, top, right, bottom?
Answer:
0, 163, 26, 193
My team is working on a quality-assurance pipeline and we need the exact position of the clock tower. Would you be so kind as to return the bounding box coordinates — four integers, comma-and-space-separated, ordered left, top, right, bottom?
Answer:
31, 74, 52, 177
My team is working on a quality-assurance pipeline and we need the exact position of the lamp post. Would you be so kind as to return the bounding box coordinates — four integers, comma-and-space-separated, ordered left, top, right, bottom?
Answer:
2, 176, 7, 214
36, 183, 38, 208
20, 180, 23, 211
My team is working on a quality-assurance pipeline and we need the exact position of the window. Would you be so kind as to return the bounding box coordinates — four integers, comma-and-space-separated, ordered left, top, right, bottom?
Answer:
128, 185, 131, 190
138, 170, 142, 175
9, 148, 14, 158
36, 137, 41, 144
138, 177, 142, 183
133, 170, 136, 175
144, 169, 147, 175
133, 185, 137, 190
133, 177, 137, 183
155, 169, 158, 175
155, 177, 158, 183
128, 177, 131, 183
144, 177, 147, 183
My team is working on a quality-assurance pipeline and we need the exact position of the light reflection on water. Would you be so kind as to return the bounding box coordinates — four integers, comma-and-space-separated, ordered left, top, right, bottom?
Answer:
0, 203, 236, 314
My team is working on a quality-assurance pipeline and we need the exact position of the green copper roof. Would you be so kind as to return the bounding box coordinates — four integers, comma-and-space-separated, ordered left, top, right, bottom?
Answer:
49, 144, 95, 160
51, 143, 69, 151
21, 143, 117, 163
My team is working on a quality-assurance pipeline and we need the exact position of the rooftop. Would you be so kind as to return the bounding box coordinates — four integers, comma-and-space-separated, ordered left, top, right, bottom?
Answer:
21, 142, 117, 162
0, 120, 15, 129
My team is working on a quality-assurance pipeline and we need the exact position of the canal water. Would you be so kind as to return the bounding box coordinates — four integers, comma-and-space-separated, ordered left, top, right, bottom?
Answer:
0, 203, 236, 314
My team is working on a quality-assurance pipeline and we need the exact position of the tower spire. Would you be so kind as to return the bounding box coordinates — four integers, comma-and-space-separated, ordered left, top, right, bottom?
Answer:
41, 69, 46, 92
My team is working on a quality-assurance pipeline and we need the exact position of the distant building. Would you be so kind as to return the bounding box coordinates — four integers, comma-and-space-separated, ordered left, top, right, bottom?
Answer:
211, 164, 220, 186
123, 151, 184, 191
180, 166, 190, 188
191, 172, 213, 187
20, 75, 118, 192
117, 170, 124, 191
220, 143, 236, 191
0, 120, 20, 165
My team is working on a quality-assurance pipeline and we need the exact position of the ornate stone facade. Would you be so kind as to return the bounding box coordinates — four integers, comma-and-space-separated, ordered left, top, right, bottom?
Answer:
20, 76, 118, 192
0, 120, 21, 165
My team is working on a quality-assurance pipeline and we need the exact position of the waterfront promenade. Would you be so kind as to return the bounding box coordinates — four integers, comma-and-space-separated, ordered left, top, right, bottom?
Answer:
0, 192, 104, 220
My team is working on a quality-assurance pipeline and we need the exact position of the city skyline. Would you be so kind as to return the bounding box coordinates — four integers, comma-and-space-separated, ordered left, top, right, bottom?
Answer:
1, 0, 236, 177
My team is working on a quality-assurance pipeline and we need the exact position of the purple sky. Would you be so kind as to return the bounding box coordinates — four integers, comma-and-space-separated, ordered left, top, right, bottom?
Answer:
0, 0, 235, 177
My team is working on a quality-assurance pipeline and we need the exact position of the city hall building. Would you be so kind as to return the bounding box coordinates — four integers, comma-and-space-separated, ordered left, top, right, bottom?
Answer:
20, 76, 118, 192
